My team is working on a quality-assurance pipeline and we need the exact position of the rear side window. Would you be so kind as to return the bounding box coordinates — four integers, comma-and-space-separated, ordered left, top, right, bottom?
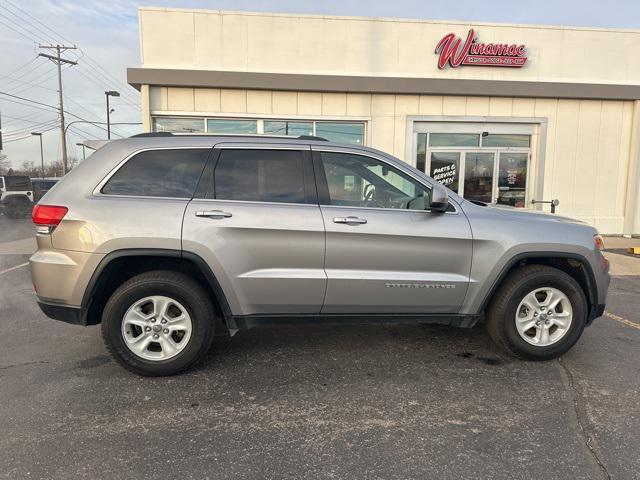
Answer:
102, 149, 209, 198
5, 176, 31, 191
214, 149, 306, 204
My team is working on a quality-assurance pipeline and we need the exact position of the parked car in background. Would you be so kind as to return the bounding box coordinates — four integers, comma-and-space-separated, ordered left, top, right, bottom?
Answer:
31, 177, 60, 203
30, 134, 610, 376
0, 175, 33, 218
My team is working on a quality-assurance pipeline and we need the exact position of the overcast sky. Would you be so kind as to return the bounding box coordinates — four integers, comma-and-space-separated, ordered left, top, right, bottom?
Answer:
2, 0, 640, 170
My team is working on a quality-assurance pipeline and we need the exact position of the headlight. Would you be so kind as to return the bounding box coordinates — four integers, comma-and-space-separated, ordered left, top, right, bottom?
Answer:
594, 234, 605, 251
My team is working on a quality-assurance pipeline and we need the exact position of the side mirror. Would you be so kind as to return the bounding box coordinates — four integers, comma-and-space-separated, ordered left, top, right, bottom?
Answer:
429, 183, 449, 213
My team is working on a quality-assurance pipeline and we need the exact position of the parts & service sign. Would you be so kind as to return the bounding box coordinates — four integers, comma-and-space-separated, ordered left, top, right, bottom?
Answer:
435, 29, 528, 69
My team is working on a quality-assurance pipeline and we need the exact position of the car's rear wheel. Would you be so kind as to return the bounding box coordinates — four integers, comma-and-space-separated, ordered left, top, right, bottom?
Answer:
101, 270, 215, 376
486, 265, 588, 360
5, 197, 31, 219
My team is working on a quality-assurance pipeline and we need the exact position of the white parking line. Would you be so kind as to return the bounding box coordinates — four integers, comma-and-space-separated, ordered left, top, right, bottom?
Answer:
605, 311, 640, 330
0, 262, 29, 276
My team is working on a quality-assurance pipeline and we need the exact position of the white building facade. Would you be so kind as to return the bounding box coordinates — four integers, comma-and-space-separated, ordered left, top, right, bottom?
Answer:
128, 7, 640, 234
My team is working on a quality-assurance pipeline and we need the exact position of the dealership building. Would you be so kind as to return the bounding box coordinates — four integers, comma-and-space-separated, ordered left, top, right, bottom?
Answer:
127, 7, 640, 235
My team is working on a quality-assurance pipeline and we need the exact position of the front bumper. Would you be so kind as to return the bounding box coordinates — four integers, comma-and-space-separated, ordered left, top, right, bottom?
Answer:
587, 303, 606, 325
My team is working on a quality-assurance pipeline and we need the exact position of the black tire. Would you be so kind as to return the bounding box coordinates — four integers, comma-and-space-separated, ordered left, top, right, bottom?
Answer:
486, 265, 588, 361
101, 270, 215, 376
5, 198, 31, 219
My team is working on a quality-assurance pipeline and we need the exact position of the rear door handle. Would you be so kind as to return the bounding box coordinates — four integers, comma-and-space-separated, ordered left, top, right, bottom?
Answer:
333, 216, 367, 225
195, 210, 232, 219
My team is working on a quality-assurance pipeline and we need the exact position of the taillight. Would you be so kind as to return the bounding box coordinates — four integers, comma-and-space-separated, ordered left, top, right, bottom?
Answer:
594, 234, 605, 251
32, 205, 68, 226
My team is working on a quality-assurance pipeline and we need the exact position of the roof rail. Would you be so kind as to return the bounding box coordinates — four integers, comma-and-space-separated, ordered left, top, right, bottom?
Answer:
130, 132, 174, 138
129, 132, 330, 141
297, 135, 328, 141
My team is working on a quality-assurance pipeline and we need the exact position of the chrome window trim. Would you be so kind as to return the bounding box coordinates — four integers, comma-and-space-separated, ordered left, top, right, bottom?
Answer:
311, 146, 459, 215
93, 146, 212, 199
187, 198, 320, 208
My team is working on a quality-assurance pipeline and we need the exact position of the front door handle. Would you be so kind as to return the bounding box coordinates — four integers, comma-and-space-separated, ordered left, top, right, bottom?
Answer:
195, 210, 232, 219
333, 216, 367, 225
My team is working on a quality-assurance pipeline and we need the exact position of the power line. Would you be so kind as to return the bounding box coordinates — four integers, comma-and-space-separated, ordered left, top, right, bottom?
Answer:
0, 91, 60, 111
3, 124, 58, 143
0, 61, 50, 90
0, 15, 37, 43
1, 2, 140, 108
0, 71, 58, 94
2, 57, 37, 79
2, 114, 58, 126
0, 91, 116, 138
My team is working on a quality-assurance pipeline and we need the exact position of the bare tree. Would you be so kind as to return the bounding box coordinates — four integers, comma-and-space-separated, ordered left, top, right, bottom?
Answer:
12, 158, 76, 178
0, 153, 9, 175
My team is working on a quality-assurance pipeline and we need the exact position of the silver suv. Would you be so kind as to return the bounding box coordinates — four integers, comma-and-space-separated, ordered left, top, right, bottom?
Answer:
30, 135, 610, 376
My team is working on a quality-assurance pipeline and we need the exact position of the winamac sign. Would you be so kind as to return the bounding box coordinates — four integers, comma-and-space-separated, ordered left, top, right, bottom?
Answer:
435, 29, 528, 69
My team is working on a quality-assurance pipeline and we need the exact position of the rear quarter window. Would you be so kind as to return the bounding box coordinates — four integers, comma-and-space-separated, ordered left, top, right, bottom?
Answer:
101, 149, 209, 198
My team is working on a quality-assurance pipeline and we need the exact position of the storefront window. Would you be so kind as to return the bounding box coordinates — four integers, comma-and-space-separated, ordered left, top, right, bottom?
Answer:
430, 152, 460, 193
152, 117, 365, 144
207, 119, 258, 134
429, 133, 480, 147
416, 133, 427, 173
482, 134, 530, 148
153, 117, 204, 133
264, 121, 313, 136
316, 122, 364, 145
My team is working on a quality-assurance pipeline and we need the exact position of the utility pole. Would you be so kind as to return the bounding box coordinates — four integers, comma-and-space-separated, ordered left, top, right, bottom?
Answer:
38, 44, 77, 175
31, 132, 44, 178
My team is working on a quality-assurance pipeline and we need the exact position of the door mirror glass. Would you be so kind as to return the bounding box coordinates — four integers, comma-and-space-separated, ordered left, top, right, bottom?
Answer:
429, 182, 449, 213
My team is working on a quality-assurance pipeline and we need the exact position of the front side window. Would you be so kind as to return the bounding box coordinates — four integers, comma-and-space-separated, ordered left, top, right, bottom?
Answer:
319, 152, 430, 210
214, 149, 306, 204
101, 149, 209, 198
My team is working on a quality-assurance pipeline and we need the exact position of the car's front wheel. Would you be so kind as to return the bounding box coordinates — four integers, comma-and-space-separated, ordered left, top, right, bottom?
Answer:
101, 270, 215, 376
486, 265, 588, 360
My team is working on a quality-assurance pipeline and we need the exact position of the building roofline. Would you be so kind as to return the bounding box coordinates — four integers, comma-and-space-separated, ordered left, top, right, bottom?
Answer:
137, 6, 640, 35
127, 68, 640, 101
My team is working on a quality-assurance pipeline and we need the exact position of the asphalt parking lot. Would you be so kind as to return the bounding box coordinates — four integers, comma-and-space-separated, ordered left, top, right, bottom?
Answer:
1, 215, 639, 480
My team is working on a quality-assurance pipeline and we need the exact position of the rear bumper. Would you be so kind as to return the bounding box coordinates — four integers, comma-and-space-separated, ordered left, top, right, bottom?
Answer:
37, 300, 87, 326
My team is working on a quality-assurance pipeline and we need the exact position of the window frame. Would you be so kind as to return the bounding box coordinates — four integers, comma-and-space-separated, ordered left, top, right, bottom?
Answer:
311, 147, 457, 214
195, 144, 318, 206
94, 147, 213, 200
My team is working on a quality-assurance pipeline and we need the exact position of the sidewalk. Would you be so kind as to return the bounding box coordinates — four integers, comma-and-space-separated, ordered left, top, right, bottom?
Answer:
602, 237, 640, 276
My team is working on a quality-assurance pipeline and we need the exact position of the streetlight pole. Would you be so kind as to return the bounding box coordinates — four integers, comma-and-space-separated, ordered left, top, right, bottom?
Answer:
31, 132, 44, 178
105, 91, 120, 140
76, 142, 86, 161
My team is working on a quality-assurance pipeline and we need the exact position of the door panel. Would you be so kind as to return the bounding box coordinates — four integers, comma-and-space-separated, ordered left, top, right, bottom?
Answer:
182, 145, 326, 316
321, 206, 472, 313
183, 200, 326, 315
314, 148, 472, 314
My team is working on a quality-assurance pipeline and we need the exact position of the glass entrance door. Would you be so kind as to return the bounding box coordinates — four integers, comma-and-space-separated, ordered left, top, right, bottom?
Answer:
416, 130, 531, 207
497, 152, 528, 207
463, 152, 495, 203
